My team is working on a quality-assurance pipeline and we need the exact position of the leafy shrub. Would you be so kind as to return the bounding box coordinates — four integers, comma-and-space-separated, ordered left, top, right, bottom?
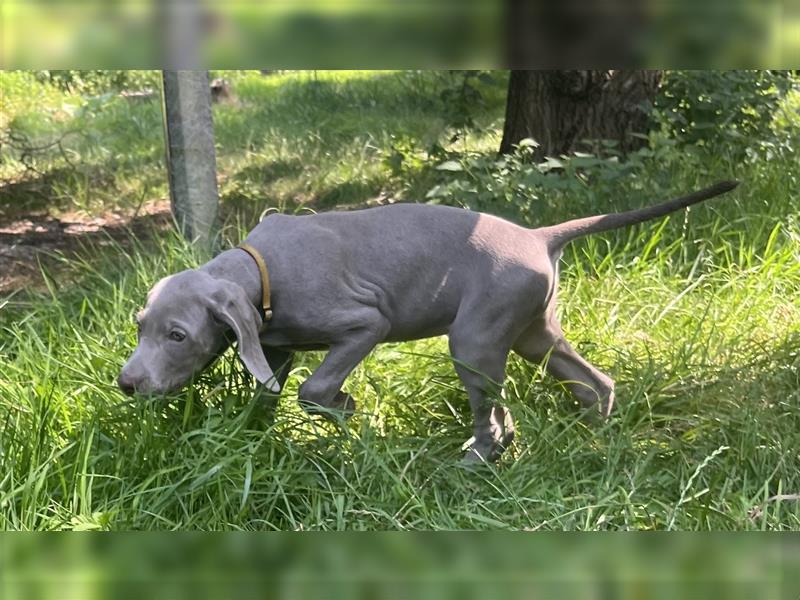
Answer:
435, 70, 498, 141
653, 70, 796, 153
424, 71, 798, 227
423, 135, 707, 226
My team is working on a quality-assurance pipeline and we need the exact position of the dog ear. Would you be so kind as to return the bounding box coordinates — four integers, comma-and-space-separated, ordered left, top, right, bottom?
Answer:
209, 284, 280, 392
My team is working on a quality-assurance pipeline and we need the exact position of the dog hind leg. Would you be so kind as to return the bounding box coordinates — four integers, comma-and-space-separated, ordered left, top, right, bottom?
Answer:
514, 317, 615, 419
448, 318, 516, 463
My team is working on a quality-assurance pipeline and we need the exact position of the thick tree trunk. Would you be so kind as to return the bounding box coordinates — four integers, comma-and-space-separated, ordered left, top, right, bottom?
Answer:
499, 70, 662, 159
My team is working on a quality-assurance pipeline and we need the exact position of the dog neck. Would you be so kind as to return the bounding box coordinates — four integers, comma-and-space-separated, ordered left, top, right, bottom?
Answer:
237, 243, 272, 320
201, 248, 264, 314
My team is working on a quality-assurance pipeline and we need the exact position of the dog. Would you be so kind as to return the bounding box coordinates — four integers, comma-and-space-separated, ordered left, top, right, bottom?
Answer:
119, 180, 739, 461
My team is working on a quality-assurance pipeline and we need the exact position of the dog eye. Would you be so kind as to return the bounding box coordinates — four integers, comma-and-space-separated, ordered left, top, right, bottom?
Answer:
168, 330, 186, 342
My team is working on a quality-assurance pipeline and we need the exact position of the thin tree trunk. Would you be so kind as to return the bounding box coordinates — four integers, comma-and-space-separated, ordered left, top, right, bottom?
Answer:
499, 70, 662, 159
161, 70, 220, 250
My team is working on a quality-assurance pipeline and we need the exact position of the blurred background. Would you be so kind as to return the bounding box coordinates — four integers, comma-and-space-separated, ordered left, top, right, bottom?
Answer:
2, 534, 799, 599
2, 0, 798, 68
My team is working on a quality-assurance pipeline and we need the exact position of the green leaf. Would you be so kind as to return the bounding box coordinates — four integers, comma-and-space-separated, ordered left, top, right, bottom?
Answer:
539, 156, 564, 172
517, 138, 539, 148
436, 160, 463, 172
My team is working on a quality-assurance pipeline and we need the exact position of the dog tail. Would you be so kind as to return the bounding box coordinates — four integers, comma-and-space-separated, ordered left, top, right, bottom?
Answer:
537, 180, 740, 252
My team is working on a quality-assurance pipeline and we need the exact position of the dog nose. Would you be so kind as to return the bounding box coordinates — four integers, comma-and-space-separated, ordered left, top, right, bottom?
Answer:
117, 373, 136, 396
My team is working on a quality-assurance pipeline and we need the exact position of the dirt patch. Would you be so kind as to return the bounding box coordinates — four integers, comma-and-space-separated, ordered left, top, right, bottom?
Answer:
0, 200, 172, 295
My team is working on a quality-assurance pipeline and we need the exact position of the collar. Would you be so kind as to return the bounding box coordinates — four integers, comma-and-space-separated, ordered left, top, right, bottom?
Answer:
237, 242, 273, 321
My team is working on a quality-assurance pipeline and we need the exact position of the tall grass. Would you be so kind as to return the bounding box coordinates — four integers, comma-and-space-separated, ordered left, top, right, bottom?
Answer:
0, 71, 799, 530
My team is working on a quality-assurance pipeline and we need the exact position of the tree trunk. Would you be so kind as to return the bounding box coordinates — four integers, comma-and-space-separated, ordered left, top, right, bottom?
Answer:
161, 70, 220, 251
499, 70, 663, 159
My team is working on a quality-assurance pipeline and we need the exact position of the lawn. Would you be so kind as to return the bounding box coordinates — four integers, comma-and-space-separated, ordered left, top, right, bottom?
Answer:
0, 70, 798, 530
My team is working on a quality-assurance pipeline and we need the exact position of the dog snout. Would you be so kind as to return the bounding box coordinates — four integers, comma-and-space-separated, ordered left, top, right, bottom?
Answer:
117, 371, 137, 396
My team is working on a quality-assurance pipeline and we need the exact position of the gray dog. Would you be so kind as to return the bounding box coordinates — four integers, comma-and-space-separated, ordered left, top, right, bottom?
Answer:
119, 180, 738, 461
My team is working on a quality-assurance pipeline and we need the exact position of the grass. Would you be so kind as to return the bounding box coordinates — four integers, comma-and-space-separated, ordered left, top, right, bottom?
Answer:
0, 71, 799, 530
0, 70, 504, 219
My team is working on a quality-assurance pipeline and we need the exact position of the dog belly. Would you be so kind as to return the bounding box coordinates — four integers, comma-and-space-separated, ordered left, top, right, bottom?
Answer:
384, 324, 449, 343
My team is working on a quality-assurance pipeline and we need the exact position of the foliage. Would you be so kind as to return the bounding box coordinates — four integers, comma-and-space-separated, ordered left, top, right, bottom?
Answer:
33, 70, 160, 95
426, 71, 800, 231
424, 134, 708, 228
653, 70, 797, 154
1, 71, 506, 217
435, 70, 501, 142
381, 71, 504, 190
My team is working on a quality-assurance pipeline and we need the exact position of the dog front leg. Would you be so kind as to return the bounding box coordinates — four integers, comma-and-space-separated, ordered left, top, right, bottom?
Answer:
298, 325, 386, 420
262, 347, 294, 391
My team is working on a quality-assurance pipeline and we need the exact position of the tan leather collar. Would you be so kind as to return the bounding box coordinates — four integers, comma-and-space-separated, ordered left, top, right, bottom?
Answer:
237, 242, 273, 321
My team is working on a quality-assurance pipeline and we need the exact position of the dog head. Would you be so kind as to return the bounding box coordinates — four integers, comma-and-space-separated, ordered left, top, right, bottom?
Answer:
118, 269, 278, 396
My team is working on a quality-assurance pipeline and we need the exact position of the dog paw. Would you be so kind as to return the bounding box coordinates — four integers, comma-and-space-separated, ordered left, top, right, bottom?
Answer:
460, 441, 505, 465
580, 390, 615, 425
329, 391, 356, 419
602, 389, 615, 418
460, 445, 488, 465
300, 391, 356, 421
461, 405, 515, 464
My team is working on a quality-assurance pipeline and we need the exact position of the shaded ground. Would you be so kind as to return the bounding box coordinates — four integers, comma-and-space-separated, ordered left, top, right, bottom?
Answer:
0, 163, 390, 296
0, 174, 388, 295
0, 198, 171, 294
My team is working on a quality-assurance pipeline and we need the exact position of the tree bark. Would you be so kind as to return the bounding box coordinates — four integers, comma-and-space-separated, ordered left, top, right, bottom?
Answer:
162, 70, 220, 250
499, 70, 663, 159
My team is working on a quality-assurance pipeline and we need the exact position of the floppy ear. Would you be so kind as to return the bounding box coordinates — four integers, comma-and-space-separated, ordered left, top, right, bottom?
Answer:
209, 284, 280, 392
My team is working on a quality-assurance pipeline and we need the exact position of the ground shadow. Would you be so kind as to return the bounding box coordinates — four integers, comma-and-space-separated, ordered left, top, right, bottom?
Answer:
0, 201, 171, 295
230, 159, 305, 187
0, 166, 117, 221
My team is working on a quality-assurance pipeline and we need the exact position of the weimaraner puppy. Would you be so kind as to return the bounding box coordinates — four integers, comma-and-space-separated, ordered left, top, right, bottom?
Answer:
119, 180, 738, 461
